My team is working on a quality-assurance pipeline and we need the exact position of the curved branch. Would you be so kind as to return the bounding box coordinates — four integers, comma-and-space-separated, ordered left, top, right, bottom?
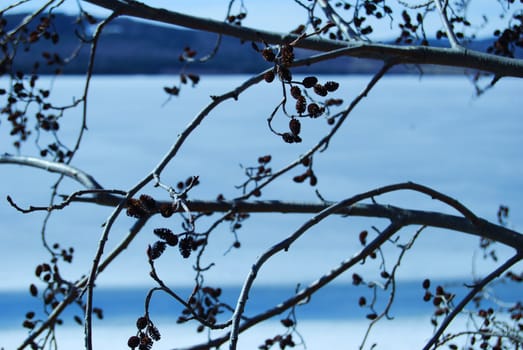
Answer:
227, 181, 509, 349
0, 154, 103, 190
83, 0, 523, 77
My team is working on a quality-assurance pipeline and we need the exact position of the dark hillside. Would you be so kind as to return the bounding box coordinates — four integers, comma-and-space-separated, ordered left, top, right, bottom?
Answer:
2, 13, 505, 74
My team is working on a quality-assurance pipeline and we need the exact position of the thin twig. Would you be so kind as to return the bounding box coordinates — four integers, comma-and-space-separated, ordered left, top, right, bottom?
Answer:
82, 11, 121, 350
317, 0, 361, 41
433, 0, 462, 49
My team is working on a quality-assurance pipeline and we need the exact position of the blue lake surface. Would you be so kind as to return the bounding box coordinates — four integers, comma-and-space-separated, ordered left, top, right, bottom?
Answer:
0, 74, 522, 348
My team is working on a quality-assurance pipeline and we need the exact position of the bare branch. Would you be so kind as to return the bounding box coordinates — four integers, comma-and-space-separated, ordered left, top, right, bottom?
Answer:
6, 189, 124, 213
0, 154, 103, 190
70, 195, 523, 252
317, 0, 361, 40
82, 0, 523, 77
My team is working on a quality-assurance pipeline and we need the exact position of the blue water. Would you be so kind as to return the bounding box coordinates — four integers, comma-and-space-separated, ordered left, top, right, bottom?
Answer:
2, 279, 520, 329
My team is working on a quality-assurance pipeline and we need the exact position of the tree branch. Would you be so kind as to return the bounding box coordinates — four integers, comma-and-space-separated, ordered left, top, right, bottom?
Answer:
0, 154, 103, 189
83, 0, 523, 77
433, 0, 462, 49
2, 154, 520, 250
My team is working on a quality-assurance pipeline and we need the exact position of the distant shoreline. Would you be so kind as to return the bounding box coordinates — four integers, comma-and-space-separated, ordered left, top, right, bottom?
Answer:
4, 13, 500, 76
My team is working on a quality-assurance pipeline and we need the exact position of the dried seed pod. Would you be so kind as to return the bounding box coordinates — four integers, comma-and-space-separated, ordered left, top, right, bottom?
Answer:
187, 74, 200, 85
127, 336, 140, 348
436, 285, 444, 295
136, 316, 148, 330
324, 81, 340, 92
358, 296, 366, 307
277, 66, 292, 82
282, 132, 295, 143
295, 95, 306, 114
164, 86, 180, 96
23, 320, 35, 329
258, 155, 272, 163
313, 84, 328, 96
359, 230, 368, 245
307, 103, 324, 118
93, 307, 104, 319
148, 324, 161, 341
126, 198, 148, 218
29, 284, 38, 297
301, 157, 310, 167
280, 318, 294, 327
264, 70, 275, 83
422, 278, 431, 289
280, 44, 295, 66
159, 203, 174, 218
139, 194, 157, 212
325, 98, 343, 106
290, 86, 302, 99
289, 118, 301, 136
309, 174, 318, 186
35, 264, 43, 277
153, 227, 176, 242
179, 236, 194, 258
293, 174, 306, 183
352, 273, 363, 285
302, 76, 318, 88
262, 48, 276, 62
148, 241, 166, 260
